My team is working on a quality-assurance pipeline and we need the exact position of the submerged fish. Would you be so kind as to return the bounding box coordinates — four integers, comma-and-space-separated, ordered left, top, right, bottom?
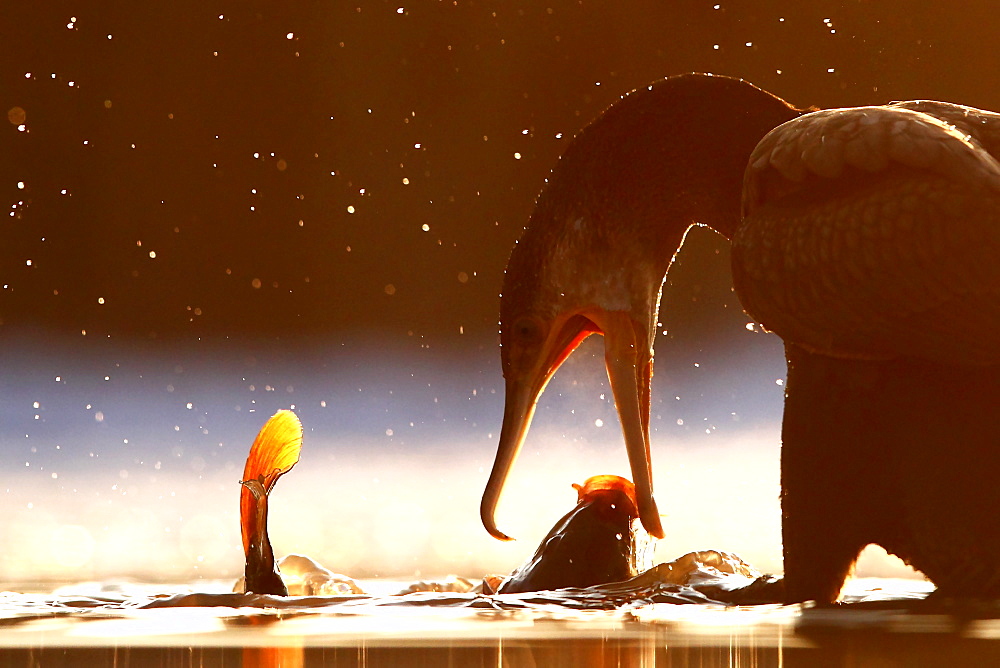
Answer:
239, 409, 303, 595
498, 475, 647, 594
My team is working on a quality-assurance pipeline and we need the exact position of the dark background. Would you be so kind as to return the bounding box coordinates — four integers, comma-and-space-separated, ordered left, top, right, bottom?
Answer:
5, 0, 999, 348
2, 1, 998, 581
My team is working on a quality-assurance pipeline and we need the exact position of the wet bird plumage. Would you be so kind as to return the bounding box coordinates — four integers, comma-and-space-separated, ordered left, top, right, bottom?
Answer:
739, 103, 1000, 366
483, 72, 1000, 603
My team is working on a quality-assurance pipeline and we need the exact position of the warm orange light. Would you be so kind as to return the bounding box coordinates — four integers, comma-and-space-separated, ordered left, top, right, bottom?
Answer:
572, 474, 638, 517
240, 410, 303, 555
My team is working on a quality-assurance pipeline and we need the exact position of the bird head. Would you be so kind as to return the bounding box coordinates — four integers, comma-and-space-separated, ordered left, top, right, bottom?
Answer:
480, 73, 802, 543
482, 201, 668, 541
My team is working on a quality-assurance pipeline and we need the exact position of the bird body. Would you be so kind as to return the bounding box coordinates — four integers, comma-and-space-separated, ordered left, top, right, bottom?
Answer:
781, 345, 998, 601
739, 103, 1000, 365
483, 73, 1000, 602
737, 99, 1000, 600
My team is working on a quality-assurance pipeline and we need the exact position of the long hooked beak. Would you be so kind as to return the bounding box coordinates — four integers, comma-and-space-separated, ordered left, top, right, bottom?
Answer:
480, 376, 539, 541
481, 315, 597, 541
481, 311, 665, 541
596, 310, 664, 539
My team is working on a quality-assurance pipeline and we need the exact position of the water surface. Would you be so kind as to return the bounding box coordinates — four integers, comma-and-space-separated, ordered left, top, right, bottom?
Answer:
7, 573, 997, 667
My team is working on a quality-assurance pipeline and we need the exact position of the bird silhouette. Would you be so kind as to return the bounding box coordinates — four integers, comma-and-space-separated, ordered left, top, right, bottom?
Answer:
481, 72, 1000, 602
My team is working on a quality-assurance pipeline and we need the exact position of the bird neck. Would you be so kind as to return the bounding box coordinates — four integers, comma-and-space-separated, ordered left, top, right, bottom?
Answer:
502, 75, 802, 342
537, 75, 801, 268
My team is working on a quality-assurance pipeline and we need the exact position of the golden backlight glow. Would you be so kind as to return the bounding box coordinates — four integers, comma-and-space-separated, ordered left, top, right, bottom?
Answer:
240, 410, 303, 555
572, 474, 638, 516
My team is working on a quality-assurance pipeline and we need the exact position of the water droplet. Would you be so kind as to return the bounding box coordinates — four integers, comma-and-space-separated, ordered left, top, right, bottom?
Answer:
7, 107, 26, 125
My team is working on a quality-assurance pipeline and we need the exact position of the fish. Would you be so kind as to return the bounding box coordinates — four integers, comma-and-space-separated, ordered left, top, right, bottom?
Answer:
239, 409, 303, 596
498, 475, 647, 594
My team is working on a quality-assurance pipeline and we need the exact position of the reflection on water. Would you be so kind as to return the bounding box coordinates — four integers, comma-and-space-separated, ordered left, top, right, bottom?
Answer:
4, 575, 999, 667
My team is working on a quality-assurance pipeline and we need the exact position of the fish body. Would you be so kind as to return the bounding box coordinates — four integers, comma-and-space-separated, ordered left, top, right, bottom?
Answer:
499, 475, 642, 594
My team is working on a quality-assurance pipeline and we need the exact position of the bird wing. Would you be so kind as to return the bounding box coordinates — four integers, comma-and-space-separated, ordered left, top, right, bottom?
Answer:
889, 100, 1000, 159
736, 105, 1000, 366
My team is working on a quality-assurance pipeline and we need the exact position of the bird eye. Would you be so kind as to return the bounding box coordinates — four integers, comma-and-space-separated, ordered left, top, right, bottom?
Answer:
511, 316, 544, 345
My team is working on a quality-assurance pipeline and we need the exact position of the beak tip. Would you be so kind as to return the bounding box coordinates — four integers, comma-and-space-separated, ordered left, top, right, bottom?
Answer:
482, 516, 515, 542
643, 519, 665, 540
638, 497, 665, 539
